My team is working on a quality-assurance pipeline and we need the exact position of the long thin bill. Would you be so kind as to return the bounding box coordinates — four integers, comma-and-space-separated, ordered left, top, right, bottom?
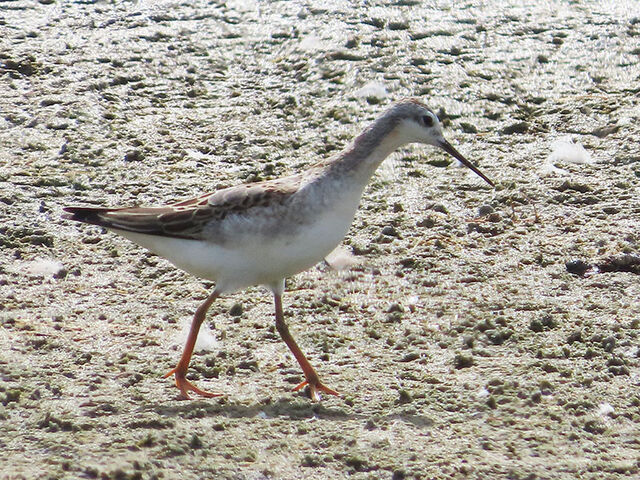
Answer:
438, 139, 494, 187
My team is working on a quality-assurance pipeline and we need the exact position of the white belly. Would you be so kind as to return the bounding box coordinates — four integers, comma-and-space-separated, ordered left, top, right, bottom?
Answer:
113, 197, 358, 293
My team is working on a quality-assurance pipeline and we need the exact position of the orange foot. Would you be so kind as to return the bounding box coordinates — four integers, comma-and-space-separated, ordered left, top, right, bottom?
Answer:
163, 368, 223, 400
293, 379, 340, 402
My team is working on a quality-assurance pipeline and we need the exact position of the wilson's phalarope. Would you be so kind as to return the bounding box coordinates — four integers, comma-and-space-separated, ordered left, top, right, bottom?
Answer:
64, 98, 493, 401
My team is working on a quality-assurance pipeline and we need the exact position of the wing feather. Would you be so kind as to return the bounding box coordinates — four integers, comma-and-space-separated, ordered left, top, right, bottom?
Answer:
63, 175, 303, 239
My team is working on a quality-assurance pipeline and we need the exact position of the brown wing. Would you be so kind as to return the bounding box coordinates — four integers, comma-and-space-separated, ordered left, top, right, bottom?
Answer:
63, 176, 302, 240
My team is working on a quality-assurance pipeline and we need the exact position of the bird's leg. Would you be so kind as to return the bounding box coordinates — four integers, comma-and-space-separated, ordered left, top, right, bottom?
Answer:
164, 290, 222, 399
274, 292, 340, 401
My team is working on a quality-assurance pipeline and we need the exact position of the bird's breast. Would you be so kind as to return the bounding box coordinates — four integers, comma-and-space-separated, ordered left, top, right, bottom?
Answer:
218, 183, 363, 284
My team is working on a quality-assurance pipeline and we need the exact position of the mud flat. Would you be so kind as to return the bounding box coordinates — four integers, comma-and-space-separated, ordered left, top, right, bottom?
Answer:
1, 1, 639, 479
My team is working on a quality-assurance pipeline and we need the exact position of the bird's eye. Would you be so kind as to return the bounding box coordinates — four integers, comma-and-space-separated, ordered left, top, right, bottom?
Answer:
422, 115, 434, 127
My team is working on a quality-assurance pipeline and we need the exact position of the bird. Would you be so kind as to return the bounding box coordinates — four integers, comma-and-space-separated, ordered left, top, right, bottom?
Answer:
63, 98, 494, 401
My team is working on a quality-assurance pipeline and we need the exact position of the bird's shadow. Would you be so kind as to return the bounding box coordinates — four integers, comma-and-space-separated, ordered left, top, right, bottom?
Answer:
146, 396, 435, 429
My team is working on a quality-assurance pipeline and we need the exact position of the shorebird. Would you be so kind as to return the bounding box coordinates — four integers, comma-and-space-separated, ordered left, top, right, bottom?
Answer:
64, 99, 494, 401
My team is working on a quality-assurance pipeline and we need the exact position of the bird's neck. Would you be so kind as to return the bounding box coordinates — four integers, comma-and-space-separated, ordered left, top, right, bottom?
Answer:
318, 114, 407, 186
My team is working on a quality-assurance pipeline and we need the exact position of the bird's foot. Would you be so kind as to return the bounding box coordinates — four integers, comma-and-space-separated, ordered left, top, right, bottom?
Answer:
163, 368, 223, 400
293, 379, 340, 402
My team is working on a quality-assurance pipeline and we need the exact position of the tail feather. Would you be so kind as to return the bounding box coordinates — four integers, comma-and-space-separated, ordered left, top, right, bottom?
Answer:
62, 206, 115, 228
62, 206, 198, 239
63, 206, 158, 232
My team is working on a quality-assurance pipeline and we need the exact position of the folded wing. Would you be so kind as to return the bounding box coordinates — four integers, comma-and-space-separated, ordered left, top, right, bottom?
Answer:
63, 176, 302, 240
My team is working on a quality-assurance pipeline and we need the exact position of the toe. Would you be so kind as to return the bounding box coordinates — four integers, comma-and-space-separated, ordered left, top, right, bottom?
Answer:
293, 380, 340, 401
168, 370, 222, 399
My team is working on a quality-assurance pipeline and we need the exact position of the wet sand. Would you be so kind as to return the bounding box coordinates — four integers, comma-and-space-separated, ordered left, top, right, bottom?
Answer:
1, 1, 639, 479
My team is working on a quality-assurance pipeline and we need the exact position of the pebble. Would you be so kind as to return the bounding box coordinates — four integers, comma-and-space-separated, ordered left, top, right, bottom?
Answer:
381, 225, 399, 237
124, 150, 144, 162
565, 259, 592, 276
501, 121, 529, 135
478, 205, 494, 216
454, 353, 474, 369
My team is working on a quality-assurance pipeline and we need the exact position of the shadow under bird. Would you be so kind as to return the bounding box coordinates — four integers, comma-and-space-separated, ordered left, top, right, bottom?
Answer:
63, 98, 494, 401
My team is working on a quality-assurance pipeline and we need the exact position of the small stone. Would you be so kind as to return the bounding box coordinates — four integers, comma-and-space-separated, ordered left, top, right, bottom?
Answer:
229, 303, 243, 317
427, 203, 448, 214
591, 124, 619, 138
556, 180, 591, 193
386, 303, 404, 313
124, 150, 144, 162
454, 353, 474, 369
459, 122, 478, 133
381, 225, 399, 237
565, 259, 591, 276
501, 122, 529, 135
388, 21, 409, 31
189, 433, 203, 449
416, 217, 435, 228
566, 331, 582, 344
529, 315, 556, 332
345, 36, 358, 49
397, 389, 413, 404
392, 469, 406, 480
478, 205, 494, 216
46, 121, 69, 130
364, 17, 385, 28
602, 336, 616, 352
53, 267, 68, 280
485, 329, 511, 345
400, 352, 419, 362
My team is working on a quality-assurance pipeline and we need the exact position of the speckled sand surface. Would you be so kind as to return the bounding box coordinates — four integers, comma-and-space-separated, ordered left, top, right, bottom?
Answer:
1, 1, 639, 479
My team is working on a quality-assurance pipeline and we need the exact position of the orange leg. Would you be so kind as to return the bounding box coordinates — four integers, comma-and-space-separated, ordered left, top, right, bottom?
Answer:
274, 292, 340, 402
164, 290, 222, 399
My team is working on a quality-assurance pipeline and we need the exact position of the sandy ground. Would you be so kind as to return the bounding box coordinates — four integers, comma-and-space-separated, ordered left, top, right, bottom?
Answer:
1, 1, 640, 479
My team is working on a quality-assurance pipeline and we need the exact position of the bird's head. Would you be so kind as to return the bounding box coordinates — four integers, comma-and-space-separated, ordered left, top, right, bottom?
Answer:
390, 99, 494, 187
